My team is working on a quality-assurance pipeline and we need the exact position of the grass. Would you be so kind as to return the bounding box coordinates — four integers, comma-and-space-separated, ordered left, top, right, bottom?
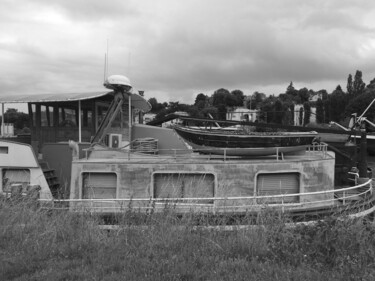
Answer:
1, 198, 375, 281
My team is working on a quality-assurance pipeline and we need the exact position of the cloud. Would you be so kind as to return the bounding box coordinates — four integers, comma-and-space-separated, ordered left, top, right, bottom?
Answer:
1, 0, 375, 105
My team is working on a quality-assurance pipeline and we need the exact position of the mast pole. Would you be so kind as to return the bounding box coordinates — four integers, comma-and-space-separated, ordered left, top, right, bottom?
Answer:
78, 100, 82, 143
1, 103, 4, 137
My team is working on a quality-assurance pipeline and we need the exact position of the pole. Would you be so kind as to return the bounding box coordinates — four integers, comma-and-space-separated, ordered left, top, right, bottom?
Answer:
358, 128, 368, 178
78, 100, 82, 143
1, 103, 4, 137
128, 93, 132, 145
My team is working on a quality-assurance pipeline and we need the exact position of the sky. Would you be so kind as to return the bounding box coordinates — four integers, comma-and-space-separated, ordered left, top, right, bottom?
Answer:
1, 0, 375, 109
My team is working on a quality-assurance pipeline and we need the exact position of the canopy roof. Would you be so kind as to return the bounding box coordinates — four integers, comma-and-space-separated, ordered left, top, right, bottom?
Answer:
0, 91, 151, 112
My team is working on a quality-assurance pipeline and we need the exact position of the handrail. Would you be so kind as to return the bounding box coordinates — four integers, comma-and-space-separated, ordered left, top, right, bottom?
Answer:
39, 179, 373, 209
79, 142, 332, 162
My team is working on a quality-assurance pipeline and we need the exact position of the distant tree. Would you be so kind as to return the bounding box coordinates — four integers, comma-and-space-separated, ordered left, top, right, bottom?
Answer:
194, 93, 208, 109
366, 78, 375, 91
316, 98, 324, 123
347, 74, 353, 95
323, 97, 331, 122
289, 104, 295, 125
231, 89, 245, 106
148, 97, 166, 113
303, 102, 311, 125
282, 107, 293, 125
298, 87, 310, 104
247, 91, 266, 109
259, 95, 276, 123
345, 91, 375, 121
252, 91, 266, 107
2, 108, 30, 132
318, 89, 329, 100
286, 81, 297, 96
329, 86, 348, 122
353, 70, 366, 96
273, 100, 284, 124
212, 88, 236, 119
299, 107, 303, 126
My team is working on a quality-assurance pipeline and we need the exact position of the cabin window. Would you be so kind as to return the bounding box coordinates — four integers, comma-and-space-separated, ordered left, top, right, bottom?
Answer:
59, 108, 77, 127
0, 146, 8, 154
82, 172, 117, 199
82, 109, 93, 127
256, 172, 300, 204
153, 172, 215, 204
41, 105, 54, 127
30, 104, 36, 127
2, 169, 30, 193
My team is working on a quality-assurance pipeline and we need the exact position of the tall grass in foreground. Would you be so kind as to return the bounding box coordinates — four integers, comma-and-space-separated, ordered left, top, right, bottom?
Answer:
1, 198, 375, 281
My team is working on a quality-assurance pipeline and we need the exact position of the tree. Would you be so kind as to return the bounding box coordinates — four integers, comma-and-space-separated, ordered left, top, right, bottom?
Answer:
148, 97, 166, 113
273, 100, 284, 124
212, 88, 235, 119
299, 107, 303, 126
303, 102, 311, 125
298, 88, 310, 104
286, 81, 297, 96
345, 91, 375, 121
316, 98, 324, 123
353, 70, 366, 96
2, 108, 30, 132
194, 93, 208, 109
347, 74, 353, 95
329, 86, 348, 122
231, 90, 245, 106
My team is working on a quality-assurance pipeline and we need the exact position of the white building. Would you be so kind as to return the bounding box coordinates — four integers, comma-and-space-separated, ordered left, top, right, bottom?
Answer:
293, 105, 316, 126
226, 107, 259, 122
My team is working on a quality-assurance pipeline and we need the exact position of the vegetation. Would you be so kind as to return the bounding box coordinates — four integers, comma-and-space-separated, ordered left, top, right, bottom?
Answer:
0, 108, 30, 134
148, 70, 375, 128
1, 198, 375, 280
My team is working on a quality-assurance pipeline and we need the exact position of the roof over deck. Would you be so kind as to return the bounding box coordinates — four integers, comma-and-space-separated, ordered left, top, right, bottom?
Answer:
0, 90, 151, 112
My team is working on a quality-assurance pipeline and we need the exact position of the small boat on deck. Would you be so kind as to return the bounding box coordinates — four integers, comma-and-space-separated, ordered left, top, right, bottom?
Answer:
173, 125, 318, 156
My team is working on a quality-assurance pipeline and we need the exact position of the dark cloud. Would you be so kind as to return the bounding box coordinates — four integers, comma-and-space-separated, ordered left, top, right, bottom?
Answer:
1, 0, 375, 104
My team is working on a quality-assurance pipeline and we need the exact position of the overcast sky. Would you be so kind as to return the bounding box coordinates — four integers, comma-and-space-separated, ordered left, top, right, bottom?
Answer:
1, 0, 375, 106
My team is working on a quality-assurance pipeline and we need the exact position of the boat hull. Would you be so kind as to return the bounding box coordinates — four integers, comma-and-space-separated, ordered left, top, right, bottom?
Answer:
174, 125, 317, 156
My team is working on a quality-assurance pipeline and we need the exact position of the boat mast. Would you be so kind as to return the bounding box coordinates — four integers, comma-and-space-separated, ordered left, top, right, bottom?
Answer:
1, 103, 4, 137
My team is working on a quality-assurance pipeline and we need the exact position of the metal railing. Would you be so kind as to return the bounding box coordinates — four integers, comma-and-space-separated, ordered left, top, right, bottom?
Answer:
39, 178, 373, 212
81, 142, 332, 162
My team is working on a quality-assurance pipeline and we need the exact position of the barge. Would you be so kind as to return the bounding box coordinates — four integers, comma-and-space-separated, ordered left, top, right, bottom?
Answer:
0, 74, 374, 222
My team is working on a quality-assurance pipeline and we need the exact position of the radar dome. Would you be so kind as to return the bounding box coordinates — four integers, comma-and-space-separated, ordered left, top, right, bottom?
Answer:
104, 75, 132, 92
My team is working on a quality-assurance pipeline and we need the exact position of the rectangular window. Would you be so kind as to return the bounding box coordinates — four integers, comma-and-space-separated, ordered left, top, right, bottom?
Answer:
82, 172, 117, 199
0, 146, 9, 154
2, 169, 30, 193
40, 105, 53, 127
153, 172, 215, 204
256, 173, 299, 204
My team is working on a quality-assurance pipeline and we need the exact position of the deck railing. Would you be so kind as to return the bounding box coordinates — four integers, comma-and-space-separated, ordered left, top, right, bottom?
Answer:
39, 178, 373, 212
82, 142, 332, 162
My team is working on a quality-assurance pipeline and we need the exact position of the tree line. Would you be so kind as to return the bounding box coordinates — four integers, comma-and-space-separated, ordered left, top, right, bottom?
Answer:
149, 70, 375, 127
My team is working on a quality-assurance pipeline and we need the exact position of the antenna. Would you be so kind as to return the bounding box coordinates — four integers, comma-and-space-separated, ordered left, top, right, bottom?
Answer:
106, 39, 109, 77
103, 53, 107, 83
103, 39, 109, 86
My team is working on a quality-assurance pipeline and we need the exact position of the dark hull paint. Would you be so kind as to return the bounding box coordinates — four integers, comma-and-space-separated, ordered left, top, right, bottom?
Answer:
174, 126, 317, 156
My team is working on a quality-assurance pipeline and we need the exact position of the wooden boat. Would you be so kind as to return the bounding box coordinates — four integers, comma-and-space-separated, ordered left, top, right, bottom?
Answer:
1, 74, 374, 224
173, 125, 318, 156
